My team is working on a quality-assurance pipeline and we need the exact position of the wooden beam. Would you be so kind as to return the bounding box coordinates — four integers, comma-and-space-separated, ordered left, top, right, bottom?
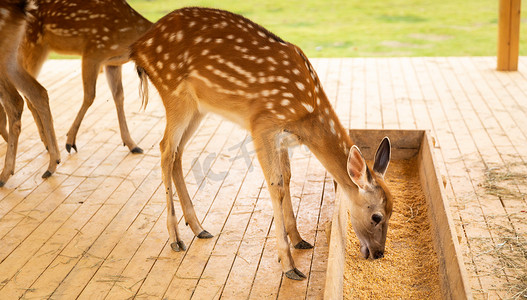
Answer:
497, 0, 522, 71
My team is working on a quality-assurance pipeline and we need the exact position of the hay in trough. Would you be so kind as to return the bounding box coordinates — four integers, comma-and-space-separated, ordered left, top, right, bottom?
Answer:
344, 159, 441, 299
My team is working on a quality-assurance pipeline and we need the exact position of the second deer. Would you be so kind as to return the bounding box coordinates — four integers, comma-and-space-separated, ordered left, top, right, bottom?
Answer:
0, 0, 60, 186
18, 0, 153, 153
131, 7, 393, 280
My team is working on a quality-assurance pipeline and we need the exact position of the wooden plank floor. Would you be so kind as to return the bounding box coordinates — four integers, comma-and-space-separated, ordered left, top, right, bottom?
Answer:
0, 57, 526, 299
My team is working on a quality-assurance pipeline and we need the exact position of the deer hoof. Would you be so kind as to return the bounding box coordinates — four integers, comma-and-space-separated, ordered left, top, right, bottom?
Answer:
66, 143, 77, 153
294, 240, 313, 249
42, 170, 52, 179
197, 230, 213, 239
131, 147, 143, 154
285, 268, 306, 281
171, 240, 186, 252
178, 240, 187, 251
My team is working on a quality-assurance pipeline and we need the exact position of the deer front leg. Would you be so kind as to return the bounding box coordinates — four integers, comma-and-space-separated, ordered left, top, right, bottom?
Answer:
171, 112, 212, 239
253, 130, 306, 281
0, 81, 24, 187
66, 58, 100, 153
104, 65, 142, 154
279, 143, 313, 250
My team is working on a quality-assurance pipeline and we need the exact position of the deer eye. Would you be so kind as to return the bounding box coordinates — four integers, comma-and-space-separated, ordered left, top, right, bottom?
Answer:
372, 213, 383, 224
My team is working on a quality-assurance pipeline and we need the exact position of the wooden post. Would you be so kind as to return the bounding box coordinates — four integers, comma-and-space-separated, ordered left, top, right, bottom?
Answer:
497, 0, 521, 71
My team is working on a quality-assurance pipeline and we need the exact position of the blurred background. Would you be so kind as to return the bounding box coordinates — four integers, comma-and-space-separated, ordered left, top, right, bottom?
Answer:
127, 0, 525, 57
51, 0, 527, 58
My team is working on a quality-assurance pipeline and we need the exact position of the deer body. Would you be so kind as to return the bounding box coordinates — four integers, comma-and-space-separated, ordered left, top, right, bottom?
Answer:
0, 0, 60, 186
131, 7, 393, 280
18, 0, 153, 153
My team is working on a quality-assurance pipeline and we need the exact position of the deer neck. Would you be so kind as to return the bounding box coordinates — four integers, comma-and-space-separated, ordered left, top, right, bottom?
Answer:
288, 98, 355, 192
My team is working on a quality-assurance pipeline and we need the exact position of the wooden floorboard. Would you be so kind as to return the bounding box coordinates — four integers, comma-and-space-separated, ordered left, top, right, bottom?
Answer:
0, 57, 526, 299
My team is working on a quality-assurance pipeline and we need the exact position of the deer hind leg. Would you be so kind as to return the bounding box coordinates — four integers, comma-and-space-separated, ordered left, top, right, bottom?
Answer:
172, 111, 213, 239
104, 65, 142, 154
160, 95, 197, 252
66, 58, 101, 153
279, 141, 313, 250
252, 128, 306, 281
0, 80, 24, 186
25, 100, 46, 144
0, 105, 8, 142
19, 42, 51, 149
11, 65, 60, 179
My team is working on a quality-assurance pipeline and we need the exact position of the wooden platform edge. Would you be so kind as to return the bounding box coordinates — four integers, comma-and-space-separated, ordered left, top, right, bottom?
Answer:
323, 178, 348, 300
418, 131, 473, 300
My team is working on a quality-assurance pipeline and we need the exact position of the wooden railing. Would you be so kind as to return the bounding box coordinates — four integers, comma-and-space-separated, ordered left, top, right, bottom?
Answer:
497, 0, 522, 71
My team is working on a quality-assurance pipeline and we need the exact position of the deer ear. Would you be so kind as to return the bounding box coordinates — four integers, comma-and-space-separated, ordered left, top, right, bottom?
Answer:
373, 137, 391, 178
347, 145, 373, 190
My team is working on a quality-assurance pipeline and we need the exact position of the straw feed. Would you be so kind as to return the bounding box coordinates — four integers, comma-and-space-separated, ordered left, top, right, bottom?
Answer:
344, 159, 441, 299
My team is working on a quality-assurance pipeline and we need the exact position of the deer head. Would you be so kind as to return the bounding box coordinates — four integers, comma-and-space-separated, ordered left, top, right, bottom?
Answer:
346, 137, 392, 259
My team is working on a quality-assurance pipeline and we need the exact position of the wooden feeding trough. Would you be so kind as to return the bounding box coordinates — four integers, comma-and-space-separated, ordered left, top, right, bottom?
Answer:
324, 129, 472, 299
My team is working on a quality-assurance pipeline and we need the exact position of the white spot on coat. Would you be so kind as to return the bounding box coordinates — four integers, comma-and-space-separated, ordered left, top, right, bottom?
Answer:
296, 82, 305, 91
280, 99, 290, 106
302, 103, 314, 113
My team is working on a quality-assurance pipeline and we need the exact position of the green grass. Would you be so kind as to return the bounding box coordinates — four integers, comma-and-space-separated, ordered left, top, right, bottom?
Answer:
51, 0, 527, 58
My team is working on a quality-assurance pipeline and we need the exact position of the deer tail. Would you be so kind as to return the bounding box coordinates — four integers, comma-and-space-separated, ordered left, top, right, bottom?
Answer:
136, 66, 149, 110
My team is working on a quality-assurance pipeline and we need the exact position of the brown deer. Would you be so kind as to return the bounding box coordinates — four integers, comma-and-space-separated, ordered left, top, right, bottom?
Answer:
17, 0, 153, 153
0, 0, 60, 186
130, 7, 393, 280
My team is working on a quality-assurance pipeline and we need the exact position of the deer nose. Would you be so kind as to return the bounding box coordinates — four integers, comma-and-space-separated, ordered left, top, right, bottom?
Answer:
373, 251, 384, 259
